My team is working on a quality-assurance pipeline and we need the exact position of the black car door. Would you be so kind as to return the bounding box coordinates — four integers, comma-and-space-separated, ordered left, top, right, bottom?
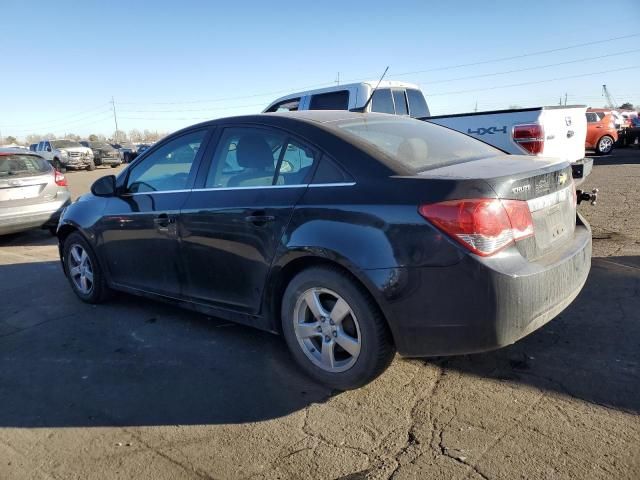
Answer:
99, 128, 211, 296
179, 125, 318, 314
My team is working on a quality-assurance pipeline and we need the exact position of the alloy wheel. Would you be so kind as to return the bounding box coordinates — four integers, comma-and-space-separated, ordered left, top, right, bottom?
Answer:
293, 288, 361, 373
68, 244, 94, 295
599, 136, 613, 153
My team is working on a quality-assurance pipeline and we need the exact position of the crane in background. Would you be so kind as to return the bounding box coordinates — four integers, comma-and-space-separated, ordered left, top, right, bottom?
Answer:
602, 84, 618, 109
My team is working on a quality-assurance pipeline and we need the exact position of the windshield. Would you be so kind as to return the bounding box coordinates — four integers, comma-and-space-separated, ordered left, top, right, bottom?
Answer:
0, 154, 51, 178
51, 140, 82, 149
331, 117, 502, 172
91, 142, 112, 149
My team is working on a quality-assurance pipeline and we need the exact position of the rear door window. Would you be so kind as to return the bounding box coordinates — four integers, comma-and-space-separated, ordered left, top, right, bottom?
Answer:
406, 89, 430, 117
309, 91, 349, 110
0, 154, 51, 178
370, 89, 395, 114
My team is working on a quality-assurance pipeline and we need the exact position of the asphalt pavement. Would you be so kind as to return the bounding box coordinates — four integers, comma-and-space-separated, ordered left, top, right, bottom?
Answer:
0, 151, 638, 479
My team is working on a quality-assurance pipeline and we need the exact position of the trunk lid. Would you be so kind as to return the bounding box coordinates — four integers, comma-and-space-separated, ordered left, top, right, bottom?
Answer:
421, 154, 577, 260
0, 153, 56, 207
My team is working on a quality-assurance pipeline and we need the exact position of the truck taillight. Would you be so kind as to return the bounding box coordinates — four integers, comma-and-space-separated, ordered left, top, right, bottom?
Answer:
419, 199, 534, 257
54, 170, 67, 186
513, 123, 544, 155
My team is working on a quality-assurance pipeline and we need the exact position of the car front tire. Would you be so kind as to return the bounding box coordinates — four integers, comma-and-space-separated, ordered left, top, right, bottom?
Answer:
87, 160, 96, 171
281, 266, 395, 390
63, 232, 111, 303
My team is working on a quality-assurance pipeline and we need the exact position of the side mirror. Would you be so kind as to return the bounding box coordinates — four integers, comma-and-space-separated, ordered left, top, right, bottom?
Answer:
91, 175, 117, 197
46, 146, 52, 152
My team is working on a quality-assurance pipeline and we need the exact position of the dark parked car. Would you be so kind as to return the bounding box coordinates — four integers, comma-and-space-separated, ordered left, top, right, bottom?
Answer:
1, 149, 71, 235
80, 141, 122, 167
57, 112, 591, 389
111, 143, 137, 163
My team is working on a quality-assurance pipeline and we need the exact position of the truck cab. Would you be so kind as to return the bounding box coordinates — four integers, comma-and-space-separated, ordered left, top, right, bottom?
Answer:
264, 81, 430, 118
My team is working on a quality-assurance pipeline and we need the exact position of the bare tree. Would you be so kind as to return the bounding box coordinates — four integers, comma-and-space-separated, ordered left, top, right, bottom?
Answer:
128, 129, 143, 143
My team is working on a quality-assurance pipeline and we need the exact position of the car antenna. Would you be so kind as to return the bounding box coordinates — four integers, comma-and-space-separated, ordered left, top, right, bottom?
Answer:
351, 66, 389, 113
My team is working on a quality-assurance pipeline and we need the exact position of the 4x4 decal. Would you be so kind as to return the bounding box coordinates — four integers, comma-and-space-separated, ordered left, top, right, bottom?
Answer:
467, 126, 507, 135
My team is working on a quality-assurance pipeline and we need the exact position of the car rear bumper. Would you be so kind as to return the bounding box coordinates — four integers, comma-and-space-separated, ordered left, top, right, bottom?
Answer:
0, 194, 71, 235
96, 157, 122, 165
571, 157, 593, 186
364, 214, 592, 357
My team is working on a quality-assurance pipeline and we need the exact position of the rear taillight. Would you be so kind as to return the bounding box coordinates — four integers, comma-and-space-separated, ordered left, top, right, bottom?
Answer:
513, 123, 544, 155
54, 170, 67, 186
419, 198, 534, 256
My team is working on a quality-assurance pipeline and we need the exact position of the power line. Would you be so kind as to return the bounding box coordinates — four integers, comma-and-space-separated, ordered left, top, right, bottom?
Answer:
118, 102, 266, 114
419, 49, 640, 85
8, 113, 114, 135
426, 65, 640, 96
115, 33, 640, 107
0, 103, 111, 129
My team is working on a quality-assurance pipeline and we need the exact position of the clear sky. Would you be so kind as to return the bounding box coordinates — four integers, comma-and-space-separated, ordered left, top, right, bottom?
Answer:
2, 0, 639, 140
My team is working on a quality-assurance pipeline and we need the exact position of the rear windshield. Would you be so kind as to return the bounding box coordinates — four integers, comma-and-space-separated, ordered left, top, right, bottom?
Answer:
331, 117, 501, 172
0, 154, 51, 178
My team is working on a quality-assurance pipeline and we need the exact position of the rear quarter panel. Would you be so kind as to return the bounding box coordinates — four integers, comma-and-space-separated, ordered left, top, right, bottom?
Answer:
539, 106, 587, 162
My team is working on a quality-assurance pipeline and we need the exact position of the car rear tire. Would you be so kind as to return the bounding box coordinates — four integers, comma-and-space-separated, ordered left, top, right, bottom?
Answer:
595, 135, 614, 155
281, 266, 395, 390
63, 232, 111, 304
111, 164, 119, 168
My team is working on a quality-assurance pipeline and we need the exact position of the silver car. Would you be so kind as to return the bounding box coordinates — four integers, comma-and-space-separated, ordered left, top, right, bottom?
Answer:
0, 149, 71, 235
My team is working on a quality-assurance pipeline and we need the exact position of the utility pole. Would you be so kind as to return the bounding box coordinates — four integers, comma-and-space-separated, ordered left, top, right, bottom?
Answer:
564, 93, 568, 106
474, 101, 478, 112
111, 96, 119, 143
559, 96, 562, 106
335, 72, 340, 85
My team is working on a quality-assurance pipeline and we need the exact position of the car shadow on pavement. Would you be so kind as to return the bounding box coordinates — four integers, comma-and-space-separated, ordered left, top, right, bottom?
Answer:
423, 255, 640, 414
0, 229, 57, 247
0, 259, 332, 429
588, 147, 640, 166
0, 256, 637, 429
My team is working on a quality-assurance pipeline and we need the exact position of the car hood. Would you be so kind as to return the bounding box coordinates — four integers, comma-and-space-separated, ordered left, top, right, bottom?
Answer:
59, 146, 92, 154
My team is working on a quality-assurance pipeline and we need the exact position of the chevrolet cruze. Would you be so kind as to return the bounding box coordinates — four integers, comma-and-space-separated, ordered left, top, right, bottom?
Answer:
57, 112, 591, 389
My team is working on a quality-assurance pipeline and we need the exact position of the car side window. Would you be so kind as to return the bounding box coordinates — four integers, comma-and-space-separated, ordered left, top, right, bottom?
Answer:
273, 139, 318, 185
406, 89, 430, 117
126, 130, 206, 193
371, 89, 395, 114
205, 127, 318, 188
392, 89, 408, 115
586, 113, 598, 123
265, 98, 300, 112
309, 91, 349, 110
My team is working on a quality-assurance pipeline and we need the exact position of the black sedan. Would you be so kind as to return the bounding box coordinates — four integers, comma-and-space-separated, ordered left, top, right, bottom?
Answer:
57, 111, 591, 389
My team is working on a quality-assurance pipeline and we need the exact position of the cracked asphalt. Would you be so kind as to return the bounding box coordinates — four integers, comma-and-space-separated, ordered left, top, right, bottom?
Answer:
0, 149, 639, 480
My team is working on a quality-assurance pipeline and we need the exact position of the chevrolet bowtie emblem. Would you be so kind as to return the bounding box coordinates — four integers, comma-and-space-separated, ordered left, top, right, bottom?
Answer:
558, 172, 568, 185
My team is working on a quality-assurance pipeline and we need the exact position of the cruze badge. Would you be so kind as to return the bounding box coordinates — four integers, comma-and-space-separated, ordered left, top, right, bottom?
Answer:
512, 184, 531, 194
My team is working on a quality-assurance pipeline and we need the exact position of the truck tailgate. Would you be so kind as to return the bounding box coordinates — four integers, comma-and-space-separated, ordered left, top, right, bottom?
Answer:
539, 106, 587, 163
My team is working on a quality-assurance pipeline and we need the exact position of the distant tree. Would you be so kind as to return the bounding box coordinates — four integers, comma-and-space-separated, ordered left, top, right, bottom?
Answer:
25, 134, 43, 145
112, 130, 128, 143
619, 102, 634, 110
88, 134, 99, 141
65, 133, 81, 141
3, 135, 17, 144
128, 128, 143, 143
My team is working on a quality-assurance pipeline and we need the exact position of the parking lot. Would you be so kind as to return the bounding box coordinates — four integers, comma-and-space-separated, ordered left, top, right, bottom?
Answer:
1, 150, 639, 480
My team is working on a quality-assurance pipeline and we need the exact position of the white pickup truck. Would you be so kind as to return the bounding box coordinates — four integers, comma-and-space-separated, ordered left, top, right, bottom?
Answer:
264, 81, 592, 184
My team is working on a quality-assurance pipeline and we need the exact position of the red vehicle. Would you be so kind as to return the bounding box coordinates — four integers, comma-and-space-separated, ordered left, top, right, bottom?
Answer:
585, 111, 618, 155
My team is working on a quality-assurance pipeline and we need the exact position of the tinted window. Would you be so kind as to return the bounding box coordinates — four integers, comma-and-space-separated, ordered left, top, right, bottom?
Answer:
0, 154, 51, 178
392, 90, 408, 115
206, 128, 285, 188
274, 140, 318, 185
309, 91, 349, 110
266, 98, 300, 112
406, 89, 430, 117
206, 128, 318, 188
333, 117, 501, 172
127, 130, 206, 193
370, 89, 394, 114
311, 156, 353, 184
51, 140, 81, 149
586, 113, 598, 123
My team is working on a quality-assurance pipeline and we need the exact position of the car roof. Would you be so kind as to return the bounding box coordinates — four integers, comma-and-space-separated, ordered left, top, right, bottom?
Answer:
0, 147, 43, 156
